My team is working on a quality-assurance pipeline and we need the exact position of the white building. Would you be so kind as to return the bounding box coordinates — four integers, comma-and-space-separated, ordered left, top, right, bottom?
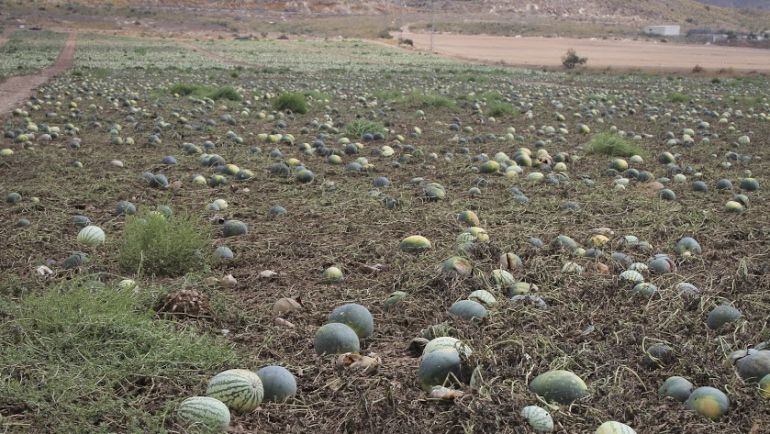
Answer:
643, 25, 681, 37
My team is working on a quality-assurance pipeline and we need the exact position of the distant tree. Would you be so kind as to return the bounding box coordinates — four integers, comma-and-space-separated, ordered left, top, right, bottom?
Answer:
562, 49, 588, 69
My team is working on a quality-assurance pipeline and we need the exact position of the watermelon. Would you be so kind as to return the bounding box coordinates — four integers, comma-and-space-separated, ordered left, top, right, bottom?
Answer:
418, 348, 462, 391
685, 387, 729, 420
177, 396, 231, 431
706, 304, 742, 330
206, 369, 264, 413
520, 405, 554, 432
257, 365, 297, 402
222, 220, 248, 237
77, 225, 106, 247
529, 370, 588, 404
322, 266, 344, 283
314, 322, 360, 355
449, 300, 488, 321
327, 303, 374, 338
63, 251, 88, 269
659, 376, 693, 402
596, 421, 636, 434
423, 336, 473, 358
400, 235, 432, 253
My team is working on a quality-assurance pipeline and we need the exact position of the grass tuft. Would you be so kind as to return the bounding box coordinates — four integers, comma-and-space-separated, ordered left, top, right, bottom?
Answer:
486, 102, 519, 117
667, 92, 690, 103
586, 133, 644, 157
273, 92, 309, 114
345, 119, 386, 138
118, 212, 211, 277
0, 277, 237, 431
168, 83, 241, 101
405, 91, 456, 109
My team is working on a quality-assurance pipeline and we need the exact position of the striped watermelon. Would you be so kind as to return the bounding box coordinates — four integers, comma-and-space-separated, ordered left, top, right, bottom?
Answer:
77, 225, 106, 247
596, 421, 637, 434
520, 405, 554, 433
177, 396, 230, 431
206, 369, 264, 413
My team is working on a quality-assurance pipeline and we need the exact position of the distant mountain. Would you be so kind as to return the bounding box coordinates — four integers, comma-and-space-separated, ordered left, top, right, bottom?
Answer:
696, 0, 770, 10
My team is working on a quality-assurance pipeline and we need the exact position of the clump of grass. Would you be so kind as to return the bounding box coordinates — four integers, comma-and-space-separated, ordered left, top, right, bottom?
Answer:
373, 89, 404, 102
303, 90, 330, 101
0, 277, 237, 431
486, 101, 519, 117
118, 212, 211, 277
345, 119, 386, 138
168, 83, 241, 101
587, 133, 644, 157
273, 92, 309, 114
668, 92, 690, 103
406, 91, 456, 109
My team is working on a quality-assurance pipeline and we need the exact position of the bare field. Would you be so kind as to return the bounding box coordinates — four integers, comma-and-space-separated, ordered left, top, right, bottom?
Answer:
401, 31, 770, 73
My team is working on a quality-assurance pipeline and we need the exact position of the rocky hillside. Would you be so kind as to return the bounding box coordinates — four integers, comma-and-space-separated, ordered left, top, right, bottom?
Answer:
696, 0, 770, 10
31, 0, 770, 29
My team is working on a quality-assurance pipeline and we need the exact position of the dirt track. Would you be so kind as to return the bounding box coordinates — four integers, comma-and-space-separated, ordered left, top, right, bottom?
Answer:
0, 32, 77, 116
401, 30, 770, 73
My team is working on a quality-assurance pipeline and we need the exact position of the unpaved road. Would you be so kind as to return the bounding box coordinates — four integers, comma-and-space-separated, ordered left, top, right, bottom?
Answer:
0, 32, 76, 116
401, 30, 770, 73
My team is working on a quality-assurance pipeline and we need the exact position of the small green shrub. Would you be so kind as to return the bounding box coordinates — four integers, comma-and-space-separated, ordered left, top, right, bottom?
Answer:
118, 212, 211, 277
562, 48, 588, 69
207, 85, 241, 101
587, 133, 644, 157
168, 83, 241, 101
0, 277, 237, 432
274, 92, 309, 114
486, 102, 519, 117
668, 92, 690, 103
303, 90, 330, 100
406, 92, 456, 109
377, 28, 394, 39
345, 119, 386, 138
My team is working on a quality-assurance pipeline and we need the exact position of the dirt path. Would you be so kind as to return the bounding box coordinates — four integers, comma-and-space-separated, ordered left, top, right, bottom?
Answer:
0, 32, 77, 116
177, 40, 261, 68
400, 30, 770, 73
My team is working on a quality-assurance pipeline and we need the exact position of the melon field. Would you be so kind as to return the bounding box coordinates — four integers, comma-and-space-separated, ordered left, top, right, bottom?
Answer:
0, 30, 769, 433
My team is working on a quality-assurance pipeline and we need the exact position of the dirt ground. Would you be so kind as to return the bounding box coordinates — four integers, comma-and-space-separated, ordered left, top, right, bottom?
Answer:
0, 32, 76, 115
400, 30, 770, 73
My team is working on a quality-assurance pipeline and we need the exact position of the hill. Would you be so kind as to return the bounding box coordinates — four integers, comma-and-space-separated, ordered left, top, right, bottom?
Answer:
696, 0, 770, 11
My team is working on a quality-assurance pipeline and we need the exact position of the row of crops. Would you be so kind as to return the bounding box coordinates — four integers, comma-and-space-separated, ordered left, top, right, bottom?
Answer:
0, 29, 65, 78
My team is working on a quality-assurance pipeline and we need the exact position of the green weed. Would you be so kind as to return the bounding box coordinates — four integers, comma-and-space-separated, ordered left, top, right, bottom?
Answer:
0, 277, 237, 432
118, 212, 211, 277
273, 92, 309, 114
586, 133, 644, 157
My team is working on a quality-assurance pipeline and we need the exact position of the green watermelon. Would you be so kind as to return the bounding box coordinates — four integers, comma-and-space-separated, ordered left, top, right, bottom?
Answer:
206, 369, 264, 413
177, 396, 231, 431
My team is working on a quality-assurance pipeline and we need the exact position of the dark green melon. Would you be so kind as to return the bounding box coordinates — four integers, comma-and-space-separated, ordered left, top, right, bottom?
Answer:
529, 370, 588, 404
658, 376, 693, 402
706, 304, 741, 330
327, 303, 374, 338
313, 323, 360, 355
448, 300, 488, 321
63, 251, 88, 269
222, 220, 248, 237
734, 350, 770, 383
418, 349, 462, 391
257, 365, 297, 402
